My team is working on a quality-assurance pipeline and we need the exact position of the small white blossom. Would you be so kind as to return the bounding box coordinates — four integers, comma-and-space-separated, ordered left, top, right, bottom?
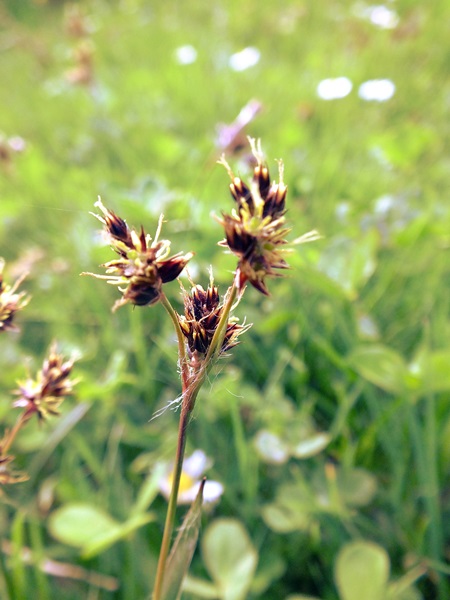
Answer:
174, 45, 197, 65
229, 47, 260, 71
358, 79, 395, 101
158, 450, 224, 505
317, 77, 353, 100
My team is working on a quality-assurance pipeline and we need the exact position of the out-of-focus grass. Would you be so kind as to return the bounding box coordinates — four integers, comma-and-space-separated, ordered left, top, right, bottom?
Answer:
1, 0, 449, 598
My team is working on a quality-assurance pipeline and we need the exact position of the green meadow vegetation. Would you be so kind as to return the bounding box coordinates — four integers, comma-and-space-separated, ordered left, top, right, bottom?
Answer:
0, 1, 449, 598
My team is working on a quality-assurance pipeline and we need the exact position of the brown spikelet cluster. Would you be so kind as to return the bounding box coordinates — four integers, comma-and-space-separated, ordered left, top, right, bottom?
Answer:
178, 273, 250, 370
64, 4, 96, 87
84, 198, 193, 311
218, 138, 296, 295
13, 344, 76, 423
0, 258, 30, 332
1, 345, 76, 490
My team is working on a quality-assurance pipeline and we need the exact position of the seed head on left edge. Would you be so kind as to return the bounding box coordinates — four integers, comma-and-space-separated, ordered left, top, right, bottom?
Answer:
13, 344, 76, 423
83, 198, 194, 311
0, 258, 30, 332
0, 454, 29, 488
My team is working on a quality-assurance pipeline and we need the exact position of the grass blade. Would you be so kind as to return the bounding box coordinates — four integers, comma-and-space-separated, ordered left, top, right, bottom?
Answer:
160, 479, 205, 600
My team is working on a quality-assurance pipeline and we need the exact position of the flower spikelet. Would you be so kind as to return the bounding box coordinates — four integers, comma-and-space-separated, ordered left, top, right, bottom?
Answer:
0, 453, 29, 488
178, 271, 250, 369
218, 138, 319, 294
0, 258, 30, 332
13, 344, 76, 423
84, 198, 193, 311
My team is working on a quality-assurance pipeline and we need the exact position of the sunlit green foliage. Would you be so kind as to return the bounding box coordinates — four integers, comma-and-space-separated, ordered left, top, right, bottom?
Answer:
1, 0, 449, 598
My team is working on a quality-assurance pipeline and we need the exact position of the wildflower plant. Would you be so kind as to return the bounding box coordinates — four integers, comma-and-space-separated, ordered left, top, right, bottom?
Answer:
0, 345, 76, 490
85, 139, 319, 599
0, 258, 30, 332
0, 258, 76, 492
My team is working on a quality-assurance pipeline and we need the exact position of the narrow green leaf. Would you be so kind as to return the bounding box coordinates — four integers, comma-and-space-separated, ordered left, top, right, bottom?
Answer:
27, 403, 91, 484
183, 574, 220, 598
335, 541, 389, 600
387, 563, 426, 599
161, 479, 205, 600
291, 432, 331, 459
131, 462, 167, 516
10, 511, 27, 599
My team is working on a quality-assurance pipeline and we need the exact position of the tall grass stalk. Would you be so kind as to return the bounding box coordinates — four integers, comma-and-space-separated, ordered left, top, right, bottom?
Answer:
153, 282, 238, 599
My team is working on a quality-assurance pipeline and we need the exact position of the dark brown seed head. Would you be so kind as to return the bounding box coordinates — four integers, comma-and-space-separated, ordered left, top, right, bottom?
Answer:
85, 201, 193, 311
178, 276, 249, 366
13, 344, 76, 423
217, 139, 292, 295
0, 259, 29, 332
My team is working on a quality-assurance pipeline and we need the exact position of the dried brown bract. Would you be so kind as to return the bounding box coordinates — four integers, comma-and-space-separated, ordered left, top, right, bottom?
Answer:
84, 198, 193, 311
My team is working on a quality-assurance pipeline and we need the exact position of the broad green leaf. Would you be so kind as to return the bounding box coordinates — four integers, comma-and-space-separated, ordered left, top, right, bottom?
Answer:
161, 480, 205, 600
348, 345, 408, 394
261, 483, 315, 533
82, 513, 155, 558
48, 503, 154, 558
337, 468, 377, 507
254, 429, 289, 464
410, 349, 450, 394
48, 503, 120, 548
261, 503, 309, 534
335, 541, 389, 600
202, 519, 258, 600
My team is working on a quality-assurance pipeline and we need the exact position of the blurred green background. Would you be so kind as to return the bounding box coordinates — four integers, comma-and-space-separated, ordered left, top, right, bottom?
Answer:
1, 0, 449, 598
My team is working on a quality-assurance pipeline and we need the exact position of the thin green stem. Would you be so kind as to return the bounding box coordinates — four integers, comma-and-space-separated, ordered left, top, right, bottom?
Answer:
153, 294, 189, 600
152, 277, 240, 599
1, 413, 28, 456
160, 293, 189, 392
152, 396, 190, 600
204, 275, 239, 371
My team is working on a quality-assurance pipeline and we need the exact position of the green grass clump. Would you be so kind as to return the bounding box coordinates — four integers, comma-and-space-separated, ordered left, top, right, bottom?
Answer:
0, 1, 449, 599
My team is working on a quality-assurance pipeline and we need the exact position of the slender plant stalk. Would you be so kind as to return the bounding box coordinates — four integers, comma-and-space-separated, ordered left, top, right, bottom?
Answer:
152, 280, 238, 600
160, 293, 189, 392
203, 276, 238, 373
1, 413, 28, 456
152, 392, 191, 600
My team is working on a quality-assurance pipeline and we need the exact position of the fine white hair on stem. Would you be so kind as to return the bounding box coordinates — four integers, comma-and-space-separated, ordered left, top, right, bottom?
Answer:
150, 393, 184, 421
